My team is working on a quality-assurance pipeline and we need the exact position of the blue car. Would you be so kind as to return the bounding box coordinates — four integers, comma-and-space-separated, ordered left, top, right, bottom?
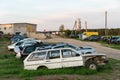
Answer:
10, 35, 27, 43
36, 43, 96, 54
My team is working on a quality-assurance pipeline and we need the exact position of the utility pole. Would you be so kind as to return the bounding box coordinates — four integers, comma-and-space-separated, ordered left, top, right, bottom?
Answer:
105, 11, 107, 36
85, 21, 88, 32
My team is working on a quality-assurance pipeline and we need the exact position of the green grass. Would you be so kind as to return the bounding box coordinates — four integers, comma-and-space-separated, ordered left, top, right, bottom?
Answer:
98, 41, 120, 50
80, 39, 120, 50
0, 38, 9, 42
0, 53, 119, 79
0, 38, 120, 80
0, 54, 98, 78
19, 67, 98, 78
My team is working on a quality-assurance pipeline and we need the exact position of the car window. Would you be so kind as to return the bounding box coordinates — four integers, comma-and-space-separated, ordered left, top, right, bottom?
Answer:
16, 42, 23, 46
47, 50, 60, 59
28, 52, 46, 61
67, 44, 79, 50
53, 45, 64, 49
62, 49, 80, 58
24, 46, 35, 53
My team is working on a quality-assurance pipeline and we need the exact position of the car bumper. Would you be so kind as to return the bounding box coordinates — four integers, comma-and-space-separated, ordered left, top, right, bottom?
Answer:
8, 46, 14, 50
104, 60, 109, 63
15, 53, 21, 58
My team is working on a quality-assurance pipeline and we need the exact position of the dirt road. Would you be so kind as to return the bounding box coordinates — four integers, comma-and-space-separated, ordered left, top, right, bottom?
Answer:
44, 38, 120, 60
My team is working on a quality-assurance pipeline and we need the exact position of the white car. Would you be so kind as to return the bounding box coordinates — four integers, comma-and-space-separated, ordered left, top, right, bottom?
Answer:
8, 38, 36, 50
24, 48, 108, 70
8, 43, 17, 51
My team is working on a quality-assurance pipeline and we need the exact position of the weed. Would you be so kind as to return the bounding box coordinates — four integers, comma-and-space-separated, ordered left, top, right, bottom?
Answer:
98, 41, 120, 50
0, 39, 120, 80
0, 38, 9, 42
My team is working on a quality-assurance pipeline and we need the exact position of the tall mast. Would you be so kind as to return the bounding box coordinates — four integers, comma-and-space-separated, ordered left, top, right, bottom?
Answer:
77, 18, 81, 33
105, 11, 107, 36
85, 21, 88, 32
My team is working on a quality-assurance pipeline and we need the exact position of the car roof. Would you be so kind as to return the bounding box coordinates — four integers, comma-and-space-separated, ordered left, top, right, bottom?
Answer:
33, 47, 75, 54
36, 43, 80, 51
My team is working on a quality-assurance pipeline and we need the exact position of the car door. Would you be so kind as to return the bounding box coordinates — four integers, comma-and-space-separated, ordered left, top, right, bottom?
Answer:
25, 51, 47, 70
45, 50, 62, 69
61, 49, 83, 68
23, 46, 36, 55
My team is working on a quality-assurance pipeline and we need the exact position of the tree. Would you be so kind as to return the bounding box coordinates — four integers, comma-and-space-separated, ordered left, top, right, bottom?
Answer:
59, 24, 64, 32
64, 29, 71, 37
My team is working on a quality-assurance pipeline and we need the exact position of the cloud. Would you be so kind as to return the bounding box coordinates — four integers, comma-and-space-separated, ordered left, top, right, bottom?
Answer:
0, 0, 120, 31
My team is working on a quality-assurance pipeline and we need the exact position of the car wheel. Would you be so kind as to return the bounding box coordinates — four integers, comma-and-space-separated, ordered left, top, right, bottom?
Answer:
37, 66, 48, 70
86, 52, 91, 54
86, 61, 98, 70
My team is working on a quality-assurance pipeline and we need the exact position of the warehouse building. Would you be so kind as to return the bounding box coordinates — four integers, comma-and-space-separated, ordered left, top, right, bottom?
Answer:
0, 23, 37, 35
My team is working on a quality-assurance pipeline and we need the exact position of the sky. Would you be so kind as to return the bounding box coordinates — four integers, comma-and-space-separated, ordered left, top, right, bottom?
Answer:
0, 0, 120, 31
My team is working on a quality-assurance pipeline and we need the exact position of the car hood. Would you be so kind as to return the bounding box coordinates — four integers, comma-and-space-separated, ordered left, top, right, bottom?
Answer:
8, 43, 16, 48
79, 46, 93, 49
82, 53, 106, 57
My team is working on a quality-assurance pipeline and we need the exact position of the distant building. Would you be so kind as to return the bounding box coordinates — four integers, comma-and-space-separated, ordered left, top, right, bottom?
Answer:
0, 23, 37, 35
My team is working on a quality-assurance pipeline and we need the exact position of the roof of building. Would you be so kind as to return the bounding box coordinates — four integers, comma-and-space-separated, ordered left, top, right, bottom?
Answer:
0, 23, 37, 25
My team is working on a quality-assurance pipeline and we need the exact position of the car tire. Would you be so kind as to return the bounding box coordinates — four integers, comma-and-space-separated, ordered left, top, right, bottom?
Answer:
86, 61, 98, 70
37, 66, 48, 70
86, 52, 92, 54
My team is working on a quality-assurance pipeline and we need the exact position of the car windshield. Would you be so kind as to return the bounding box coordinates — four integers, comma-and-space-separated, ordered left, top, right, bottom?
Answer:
66, 44, 80, 51
19, 46, 23, 51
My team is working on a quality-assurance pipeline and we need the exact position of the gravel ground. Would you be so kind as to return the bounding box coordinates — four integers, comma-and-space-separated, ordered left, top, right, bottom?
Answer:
44, 38, 120, 60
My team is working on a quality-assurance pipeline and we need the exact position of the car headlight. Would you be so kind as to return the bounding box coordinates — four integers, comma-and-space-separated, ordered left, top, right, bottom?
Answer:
102, 56, 107, 59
